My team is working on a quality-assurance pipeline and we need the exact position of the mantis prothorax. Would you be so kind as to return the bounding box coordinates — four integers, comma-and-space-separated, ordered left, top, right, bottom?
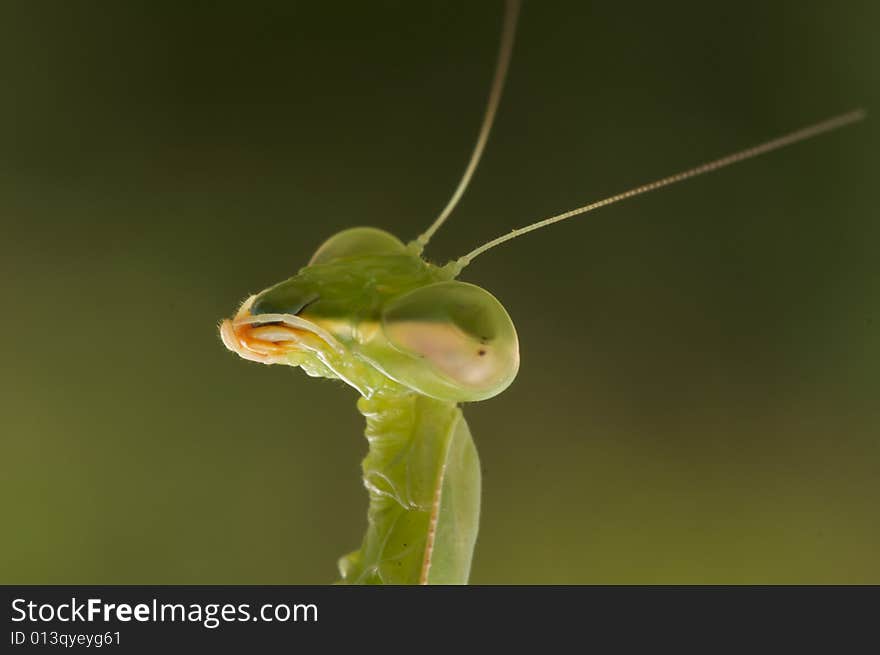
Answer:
220, 0, 864, 584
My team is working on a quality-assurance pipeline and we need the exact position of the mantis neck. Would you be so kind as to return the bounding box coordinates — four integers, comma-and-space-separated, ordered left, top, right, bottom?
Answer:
337, 389, 482, 584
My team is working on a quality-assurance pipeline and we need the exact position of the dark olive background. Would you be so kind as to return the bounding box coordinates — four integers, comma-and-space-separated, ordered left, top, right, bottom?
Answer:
1, 1, 877, 583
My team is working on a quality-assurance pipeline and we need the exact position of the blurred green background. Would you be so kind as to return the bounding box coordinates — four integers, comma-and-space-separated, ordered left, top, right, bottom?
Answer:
1, 1, 877, 584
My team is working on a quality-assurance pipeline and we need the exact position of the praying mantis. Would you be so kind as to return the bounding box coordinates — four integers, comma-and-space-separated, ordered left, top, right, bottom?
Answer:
219, 0, 863, 584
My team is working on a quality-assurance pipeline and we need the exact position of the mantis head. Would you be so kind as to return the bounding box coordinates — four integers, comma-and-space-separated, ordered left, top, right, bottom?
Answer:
220, 227, 520, 402
220, 0, 862, 404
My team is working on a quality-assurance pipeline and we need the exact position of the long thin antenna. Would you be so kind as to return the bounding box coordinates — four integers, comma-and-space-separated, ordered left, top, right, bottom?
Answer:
414, 0, 521, 253
453, 109, 866, 270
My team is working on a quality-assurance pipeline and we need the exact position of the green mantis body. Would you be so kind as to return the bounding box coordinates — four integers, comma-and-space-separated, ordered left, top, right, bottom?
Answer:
219, 1, 862, 584
221, 229, 517, 583
344, 392, 479, 584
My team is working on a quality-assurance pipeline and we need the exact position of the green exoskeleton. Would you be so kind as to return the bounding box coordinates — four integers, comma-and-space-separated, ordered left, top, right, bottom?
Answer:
220, 0, 863, 584
221, 231, 515, 584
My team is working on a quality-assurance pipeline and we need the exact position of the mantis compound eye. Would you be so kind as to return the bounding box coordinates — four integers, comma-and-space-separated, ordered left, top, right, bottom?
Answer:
309, 227, 407, 266
380, 281, 519, 401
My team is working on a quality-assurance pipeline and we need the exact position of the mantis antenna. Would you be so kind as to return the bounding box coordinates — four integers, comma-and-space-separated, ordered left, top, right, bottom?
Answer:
452, 108, 866, 271
414, 0, 521, 252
